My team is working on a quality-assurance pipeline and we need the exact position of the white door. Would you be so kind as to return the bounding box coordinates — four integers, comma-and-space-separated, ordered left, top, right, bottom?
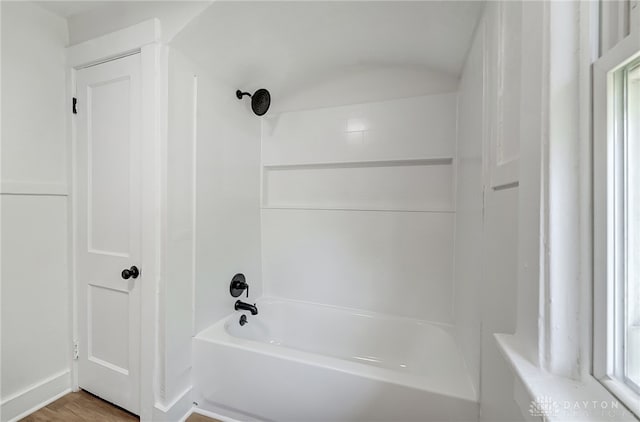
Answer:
76, 53, 142, 414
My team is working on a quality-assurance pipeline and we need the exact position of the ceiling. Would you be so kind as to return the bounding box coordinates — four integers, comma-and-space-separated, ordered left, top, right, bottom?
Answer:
35, 1, 484, 109
171, 1, 484, 107
35, 1, 212, 44
34, 1, 111, 18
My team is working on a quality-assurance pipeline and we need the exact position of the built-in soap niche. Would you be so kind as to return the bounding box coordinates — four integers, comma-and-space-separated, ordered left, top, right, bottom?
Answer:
262, 157, 454, 212
260, 94, 458, 212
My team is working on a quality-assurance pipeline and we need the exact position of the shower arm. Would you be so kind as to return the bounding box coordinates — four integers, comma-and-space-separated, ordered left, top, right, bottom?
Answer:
236, 90, 252, 100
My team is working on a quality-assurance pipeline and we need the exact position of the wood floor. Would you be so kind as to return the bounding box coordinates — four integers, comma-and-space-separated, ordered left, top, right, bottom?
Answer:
21, 390, 219, 422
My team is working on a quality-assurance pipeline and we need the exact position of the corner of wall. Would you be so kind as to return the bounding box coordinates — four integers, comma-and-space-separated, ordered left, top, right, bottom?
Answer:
153, 387, 193, 422
0, 372, 71, 422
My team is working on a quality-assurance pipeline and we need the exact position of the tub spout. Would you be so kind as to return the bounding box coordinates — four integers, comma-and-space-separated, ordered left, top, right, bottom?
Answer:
235, 300, 258, 315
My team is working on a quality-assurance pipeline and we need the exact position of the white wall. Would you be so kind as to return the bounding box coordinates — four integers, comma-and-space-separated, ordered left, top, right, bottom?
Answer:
480, 187, 521, 421
159, 46, 263, 409
66, 1, 211, 45
159, 47, 196, 408
261, 94, 457, 322
164, 47, 263, 334
273, 66, 460, 113
478, 3, 523, 420
196, 59, 262, 331
1, 3, 68, 186
453, 19, 484, 396
192, 56, 263, 334
454, 2, 541, 420
0, 2, 71, 421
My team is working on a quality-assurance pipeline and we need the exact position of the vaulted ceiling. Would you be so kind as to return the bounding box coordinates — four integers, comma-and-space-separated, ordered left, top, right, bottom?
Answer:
36, 1, 484, 109
171, 1, 483, 108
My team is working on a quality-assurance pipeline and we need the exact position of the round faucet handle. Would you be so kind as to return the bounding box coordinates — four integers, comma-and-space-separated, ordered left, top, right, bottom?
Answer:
239, 315, 248, 326
230, 273, 249, 297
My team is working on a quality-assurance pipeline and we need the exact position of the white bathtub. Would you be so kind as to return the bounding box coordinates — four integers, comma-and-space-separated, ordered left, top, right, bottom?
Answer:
193, 298, 478, 422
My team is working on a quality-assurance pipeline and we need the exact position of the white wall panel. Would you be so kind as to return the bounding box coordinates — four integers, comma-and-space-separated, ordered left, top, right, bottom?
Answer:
0, 3, 70, 420
0, 2, 68, 187
189, 56, 263, 334
487, 1, 521, 188
1, 196, 70, 403
162, 48, 197, 405
162, 42, 264, 410
274, 67, 460, 113
262, 94, 457, 165
262, 209, 454, 322
162, 47, 263, 407
459, 4, 525, 421
480, 186, 521, 421
261, 93, 457, 323
453, 19, 485, 395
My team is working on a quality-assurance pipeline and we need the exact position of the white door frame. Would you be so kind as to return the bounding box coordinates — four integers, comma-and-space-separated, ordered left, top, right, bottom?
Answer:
67, 19, 162, 420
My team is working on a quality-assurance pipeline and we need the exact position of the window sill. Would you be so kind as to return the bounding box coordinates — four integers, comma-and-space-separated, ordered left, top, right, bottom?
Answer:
494, 333, 638, 421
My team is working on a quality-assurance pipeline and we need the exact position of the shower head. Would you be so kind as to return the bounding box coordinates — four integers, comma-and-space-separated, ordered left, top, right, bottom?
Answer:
236, 88, 271, 116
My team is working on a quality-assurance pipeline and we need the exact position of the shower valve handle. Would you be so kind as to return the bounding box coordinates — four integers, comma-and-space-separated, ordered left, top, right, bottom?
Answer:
230, 273, 249, 298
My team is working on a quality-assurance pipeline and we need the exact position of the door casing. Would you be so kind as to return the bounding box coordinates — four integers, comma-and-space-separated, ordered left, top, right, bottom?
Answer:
67, 20, 163, 421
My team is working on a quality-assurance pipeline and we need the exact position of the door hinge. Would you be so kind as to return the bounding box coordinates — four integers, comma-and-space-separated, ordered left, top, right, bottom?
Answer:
73, 341, 79, 360
72, 97, 77, 114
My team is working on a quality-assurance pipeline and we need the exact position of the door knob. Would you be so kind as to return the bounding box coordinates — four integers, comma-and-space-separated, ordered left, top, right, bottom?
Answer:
121, 266, 140, 280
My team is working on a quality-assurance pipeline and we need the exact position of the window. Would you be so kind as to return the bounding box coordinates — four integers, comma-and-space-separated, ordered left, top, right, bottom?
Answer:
604, 56, 640, 396
625, 60, 640, 393
594, 45, 640, 418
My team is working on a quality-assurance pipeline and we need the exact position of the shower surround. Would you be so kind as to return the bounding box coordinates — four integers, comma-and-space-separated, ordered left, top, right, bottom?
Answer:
190, 91, 475, 420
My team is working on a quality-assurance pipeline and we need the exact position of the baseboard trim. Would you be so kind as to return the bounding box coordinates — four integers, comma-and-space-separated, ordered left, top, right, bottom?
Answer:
0, 370, 71, 422
192, 408, 245, 422
153, 387, 193, 422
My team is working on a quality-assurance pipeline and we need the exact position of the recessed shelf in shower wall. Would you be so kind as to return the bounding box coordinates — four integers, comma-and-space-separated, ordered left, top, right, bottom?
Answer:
261, 157, 455, 212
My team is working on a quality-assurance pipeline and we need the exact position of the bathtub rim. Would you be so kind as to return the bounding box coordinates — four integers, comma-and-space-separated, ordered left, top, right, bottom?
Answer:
195, 297, 478, 403
242, 296, 459, 330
